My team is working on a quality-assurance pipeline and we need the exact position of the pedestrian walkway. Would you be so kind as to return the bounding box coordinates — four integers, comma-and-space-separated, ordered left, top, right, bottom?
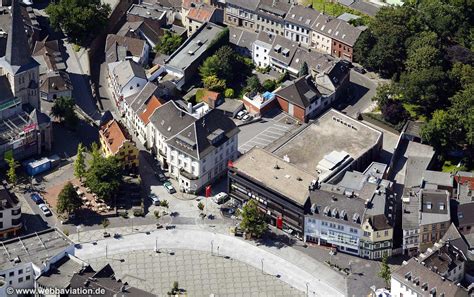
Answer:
74, 225, 345, 296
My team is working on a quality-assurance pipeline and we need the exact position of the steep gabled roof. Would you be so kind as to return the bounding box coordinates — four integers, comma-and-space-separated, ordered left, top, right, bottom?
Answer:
148, 100, 196, 139
5, 0, 31, 67
167, 109, 239, 159
275, 75, 321, 108
139, 95, 165, 125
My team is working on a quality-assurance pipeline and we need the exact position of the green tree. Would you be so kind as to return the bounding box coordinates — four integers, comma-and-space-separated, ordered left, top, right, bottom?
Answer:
262, 79, 276, 92
57, 182, 82, 215
378, 255, 391, 288
89, 142, 101, 168
405, 32, 441, 72
450, 62, 474, 90
51, 97, 78, 128
199, 55, 221, 78
421, 110, 460, 152
298, 61, 309, 77
46, 0, 111, 45
154, 31, 183, 55
240, 200, 267, 238
245, 75, 262, 93
85, 156, 122, 202
6, 157, 18, 185
74, 143, 86, 181
203, 75, 226, 92
224, 88, 234, 98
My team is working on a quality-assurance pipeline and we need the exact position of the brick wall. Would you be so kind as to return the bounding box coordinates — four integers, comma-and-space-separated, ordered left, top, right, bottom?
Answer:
331, 39, 354, 62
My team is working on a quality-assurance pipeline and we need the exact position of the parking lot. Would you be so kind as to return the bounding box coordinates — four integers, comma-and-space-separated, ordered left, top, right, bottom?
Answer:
238, 111, 299, 154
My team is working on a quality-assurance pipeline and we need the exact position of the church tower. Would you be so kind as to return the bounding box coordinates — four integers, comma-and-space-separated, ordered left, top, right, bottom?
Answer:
0, 0, 40, 110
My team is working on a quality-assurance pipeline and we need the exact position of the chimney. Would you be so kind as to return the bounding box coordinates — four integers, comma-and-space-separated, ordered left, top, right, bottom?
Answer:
187, 102, 193, 113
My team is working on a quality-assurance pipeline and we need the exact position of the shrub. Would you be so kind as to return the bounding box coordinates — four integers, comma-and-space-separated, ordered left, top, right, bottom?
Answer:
224, 88, 234, 98
160, 200, 169, 208
262, 79, 276, 92
197, 202, 204, 211
133, 208, 144, 217
381, 100, 409, 125
154, 210, 161, 219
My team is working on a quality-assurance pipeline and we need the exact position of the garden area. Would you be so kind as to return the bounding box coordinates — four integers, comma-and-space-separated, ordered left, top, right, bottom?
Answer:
304, 0, 372, 25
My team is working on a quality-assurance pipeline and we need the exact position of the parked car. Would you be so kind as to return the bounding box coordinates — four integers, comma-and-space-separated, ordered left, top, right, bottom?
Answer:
149, 193, 160, 206
30, 193, 44, 205
38, 204, 52, 216
242, 114, 253, 122
155, 171, 167, 182
353, 66, 366, 74
213, 192, 229, 204
236, 110, 248, 120
163, 182, 176, 194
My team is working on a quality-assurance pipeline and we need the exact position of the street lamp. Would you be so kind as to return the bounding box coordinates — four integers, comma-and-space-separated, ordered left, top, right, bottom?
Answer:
306, 282, 309, 297
211, 240, 214, 255
261, 258, 264, 275
217, 246, 220, 257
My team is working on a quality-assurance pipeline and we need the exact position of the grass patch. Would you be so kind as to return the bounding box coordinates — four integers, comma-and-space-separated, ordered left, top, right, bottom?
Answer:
442, 157, 468, 173
306, 0, 372, 24
403, 103, 427, 122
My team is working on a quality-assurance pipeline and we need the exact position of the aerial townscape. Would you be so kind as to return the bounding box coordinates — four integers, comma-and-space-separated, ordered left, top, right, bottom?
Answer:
0, 0, 473, 296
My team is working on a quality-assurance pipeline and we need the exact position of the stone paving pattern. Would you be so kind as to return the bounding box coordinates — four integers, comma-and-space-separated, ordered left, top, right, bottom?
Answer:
86, 249, 304, 297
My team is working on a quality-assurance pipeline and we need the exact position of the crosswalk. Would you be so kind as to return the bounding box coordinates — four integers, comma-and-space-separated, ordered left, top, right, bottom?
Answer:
238, 123, 292, 154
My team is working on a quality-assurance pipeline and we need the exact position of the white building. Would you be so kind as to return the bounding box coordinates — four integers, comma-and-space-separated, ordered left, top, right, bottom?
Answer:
108, 59, 148, 108
166, 109, 239, 193
283, 5, 319, 46
0, 184, 22, 239
146, 101, 197, 166
252, 31, 275, 68
310, 13, 333, 54
0, 229, 74, 296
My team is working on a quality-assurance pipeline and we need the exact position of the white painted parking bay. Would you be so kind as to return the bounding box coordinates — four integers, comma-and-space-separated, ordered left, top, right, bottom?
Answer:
239, 125, 291, 153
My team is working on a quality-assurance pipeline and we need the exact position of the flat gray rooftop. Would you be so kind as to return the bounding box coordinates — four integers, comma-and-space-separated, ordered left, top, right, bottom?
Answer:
165, 23, 224, 72
233, 147, 317, 206
36, 255, 84, 289
272, 109, 382, 174
128, 3, 167, 20
0, 229, 72, 271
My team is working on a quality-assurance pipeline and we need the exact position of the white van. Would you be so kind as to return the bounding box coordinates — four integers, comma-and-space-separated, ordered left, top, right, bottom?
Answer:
212, 192, 229, 204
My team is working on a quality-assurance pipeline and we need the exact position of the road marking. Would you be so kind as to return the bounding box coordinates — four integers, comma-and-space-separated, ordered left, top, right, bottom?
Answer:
258, 134, 279, 142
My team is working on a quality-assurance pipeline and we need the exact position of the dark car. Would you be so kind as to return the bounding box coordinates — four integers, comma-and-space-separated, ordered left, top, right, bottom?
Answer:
155, 171, 167, 182
30, 193, 45, 205
353, 66, 366, 74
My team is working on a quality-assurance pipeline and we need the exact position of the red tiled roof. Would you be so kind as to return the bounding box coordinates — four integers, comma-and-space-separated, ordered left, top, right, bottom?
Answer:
139, 95, 165, 125
187, 4, 215, 23
99, 119, 128, 155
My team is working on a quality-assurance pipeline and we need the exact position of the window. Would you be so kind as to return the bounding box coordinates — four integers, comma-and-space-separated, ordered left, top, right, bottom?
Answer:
18, 277, 23, 283
25, 275, 30, 281
384, 230, 389, 236
363, 231, 371, 237
18, 269, 23, 274
9, 271, 14, 277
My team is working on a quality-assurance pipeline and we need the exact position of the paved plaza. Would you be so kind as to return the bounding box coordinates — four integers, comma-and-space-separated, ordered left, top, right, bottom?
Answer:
86, 249, 304, 297
74, 227, 346, 296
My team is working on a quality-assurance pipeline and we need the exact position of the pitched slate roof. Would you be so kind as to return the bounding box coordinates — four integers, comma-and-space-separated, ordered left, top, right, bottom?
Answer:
226, 0, 260, 11
325, 19, 362, 47
285, 5, 321, 28
167, 109, 239, 159
275, 75, 321, 108
5, 0, 31, 67
268, 34, 298, 65
129, 81, 158, 113
257, 0, 291, 20
148, 100, 196, 139
392, 259, 468, 297
105, 34, 146, 63
112, 60, 147, 90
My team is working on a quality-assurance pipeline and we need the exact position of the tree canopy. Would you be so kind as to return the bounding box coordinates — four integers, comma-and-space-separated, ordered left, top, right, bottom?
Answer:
51, 97, 78, 128
74, 143, 86, 181
85, 155, 122, 203
154, 32, 183, 55
355, 0, 474, 160
57, 182, 82, 215
240, 200, 267, 238
46, 0, 111, 45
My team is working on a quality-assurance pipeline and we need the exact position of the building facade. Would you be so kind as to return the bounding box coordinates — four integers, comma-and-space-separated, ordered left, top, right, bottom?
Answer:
0, 183, 21, 239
